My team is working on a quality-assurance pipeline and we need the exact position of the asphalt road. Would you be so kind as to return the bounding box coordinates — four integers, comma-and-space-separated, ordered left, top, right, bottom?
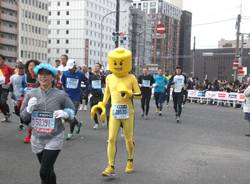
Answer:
1, 101, 250, 184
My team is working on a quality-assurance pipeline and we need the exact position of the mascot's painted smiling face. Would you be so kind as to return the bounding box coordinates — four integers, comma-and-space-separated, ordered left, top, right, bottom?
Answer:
108, 48, 132, 77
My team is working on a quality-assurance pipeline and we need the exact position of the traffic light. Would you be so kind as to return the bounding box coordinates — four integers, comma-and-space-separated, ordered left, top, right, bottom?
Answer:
112, 32, 119, 42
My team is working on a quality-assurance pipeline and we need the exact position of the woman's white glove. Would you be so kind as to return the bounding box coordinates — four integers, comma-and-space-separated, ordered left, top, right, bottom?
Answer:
54, 110, 69, 119
26, 97, 37, 113
153, 83, 157, 88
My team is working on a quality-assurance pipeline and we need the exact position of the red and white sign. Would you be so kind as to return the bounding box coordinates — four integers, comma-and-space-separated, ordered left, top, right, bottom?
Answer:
238, 66, 244, 76
156, 23, 165, 34
216, 92, 228, 100
232, 59, 239, 70
237, 93, 246, 102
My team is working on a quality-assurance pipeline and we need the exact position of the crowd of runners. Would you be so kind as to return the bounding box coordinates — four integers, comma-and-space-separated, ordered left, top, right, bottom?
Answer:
0, 49, 188, 183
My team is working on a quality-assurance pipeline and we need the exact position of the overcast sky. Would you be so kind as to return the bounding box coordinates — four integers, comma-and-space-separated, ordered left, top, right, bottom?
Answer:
183, 0, 250, 48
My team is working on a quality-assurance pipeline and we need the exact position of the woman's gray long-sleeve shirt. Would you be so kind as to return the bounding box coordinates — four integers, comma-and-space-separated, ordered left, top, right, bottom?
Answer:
20, 87, 75, 140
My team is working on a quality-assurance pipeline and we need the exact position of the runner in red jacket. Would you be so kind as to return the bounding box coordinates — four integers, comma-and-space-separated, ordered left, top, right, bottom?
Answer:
0, 55, 14, 122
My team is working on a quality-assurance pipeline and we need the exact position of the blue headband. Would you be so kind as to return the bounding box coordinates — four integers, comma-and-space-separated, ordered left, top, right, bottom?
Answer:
34, 63, 58, 77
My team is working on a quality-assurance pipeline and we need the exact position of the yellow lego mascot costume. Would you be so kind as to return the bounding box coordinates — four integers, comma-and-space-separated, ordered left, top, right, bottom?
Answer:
91, 48, 141, 176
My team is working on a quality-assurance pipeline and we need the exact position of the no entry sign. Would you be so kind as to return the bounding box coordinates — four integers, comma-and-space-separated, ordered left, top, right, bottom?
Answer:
156, 23, 165, 34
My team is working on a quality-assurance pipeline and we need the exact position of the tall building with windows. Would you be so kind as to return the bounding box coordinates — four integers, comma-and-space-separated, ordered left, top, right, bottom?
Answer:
179, 10, 192, 73
0, 0, 18, 63
0, 0, 49, 64
132, 0, 182, 73
18, 0, 49, 62
130, 8, 152, 73
48, 0, 132, 68
132, 0, 183, 9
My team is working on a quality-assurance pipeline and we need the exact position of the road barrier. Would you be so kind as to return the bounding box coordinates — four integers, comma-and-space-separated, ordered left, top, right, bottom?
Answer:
187, 90, 245, 107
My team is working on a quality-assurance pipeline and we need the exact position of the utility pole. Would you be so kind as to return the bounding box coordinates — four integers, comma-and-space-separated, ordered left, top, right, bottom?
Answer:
240, 34, 244, 65
192, 36, 196, 77
234, 14, 241, 81
115, 0, 120, 48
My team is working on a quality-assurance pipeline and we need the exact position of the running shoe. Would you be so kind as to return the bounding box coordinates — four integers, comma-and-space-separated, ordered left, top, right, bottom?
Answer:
145, 115, 149, 120
24, 128, 32, 144
1, 114, 10, 123
24, 136, 31, 143
176, 116, 180, 123
159, 111, 162, 116
125, 159, 134, 174
76, 122, 82, 134
102, 165, 115, 177
66, 133, 73, 140
19, 124, 25, 131
93, 124, 99, 129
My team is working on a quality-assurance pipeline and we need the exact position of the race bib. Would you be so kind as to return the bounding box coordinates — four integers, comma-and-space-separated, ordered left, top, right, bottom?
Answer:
142, 80, 150, 87
81, 81, 86, 88
174, 78, 184, 93
31, 111, 55, 134
92, 80, 101, 89
112, 104, 129, 119
66, 78, 79, 89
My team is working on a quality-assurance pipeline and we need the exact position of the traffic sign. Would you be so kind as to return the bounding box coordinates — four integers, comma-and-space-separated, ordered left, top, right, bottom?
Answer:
153, 33, 166, 39
232, 59, 239, 70
238, 65, 245, 76
156, 23, 165, 34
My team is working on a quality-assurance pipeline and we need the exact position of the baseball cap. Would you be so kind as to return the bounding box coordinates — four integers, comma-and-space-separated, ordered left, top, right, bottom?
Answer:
66, 59, 77, 70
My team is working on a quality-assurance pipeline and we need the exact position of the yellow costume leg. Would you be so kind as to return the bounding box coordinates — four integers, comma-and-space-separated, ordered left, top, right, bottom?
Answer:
122, 115, 135, 160
122, 108, 135, 173
107, 115, 121, 166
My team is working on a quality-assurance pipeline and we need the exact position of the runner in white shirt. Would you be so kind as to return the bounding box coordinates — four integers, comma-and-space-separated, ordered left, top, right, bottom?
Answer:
167, 66, 187, 123
57, 54, 68, 72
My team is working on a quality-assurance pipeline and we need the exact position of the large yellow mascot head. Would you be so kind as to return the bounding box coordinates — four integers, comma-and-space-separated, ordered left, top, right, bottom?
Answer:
108, 48, 132, 77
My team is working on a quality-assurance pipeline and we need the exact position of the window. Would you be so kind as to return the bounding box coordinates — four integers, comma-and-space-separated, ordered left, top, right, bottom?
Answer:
66, 11, 69, 15
66, 20, 69, 24
56, 49, 60, 54
66, 39, 69, 44
66, 30, 69, 34
57, 2, 60, 6
57, 39, 60, 44
66, 2, 69, 6
57, 20, 60, 25
57, 30, 60, 34
57, 11, 60, 16
65, 49, 69, 54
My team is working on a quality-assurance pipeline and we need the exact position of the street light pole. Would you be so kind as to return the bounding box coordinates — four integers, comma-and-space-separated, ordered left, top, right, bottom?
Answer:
100, 11, 116, 66
115, 0, 120, 48
192, 36, 196, 77
136, 31, 144, 75
99, 10, 126, 65
234, 14, 241, 81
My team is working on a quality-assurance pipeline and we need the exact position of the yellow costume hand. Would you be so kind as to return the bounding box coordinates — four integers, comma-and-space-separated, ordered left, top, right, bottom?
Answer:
117, 84, 133, 98
119, 90, 133, 98
90, 102, 106, 122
